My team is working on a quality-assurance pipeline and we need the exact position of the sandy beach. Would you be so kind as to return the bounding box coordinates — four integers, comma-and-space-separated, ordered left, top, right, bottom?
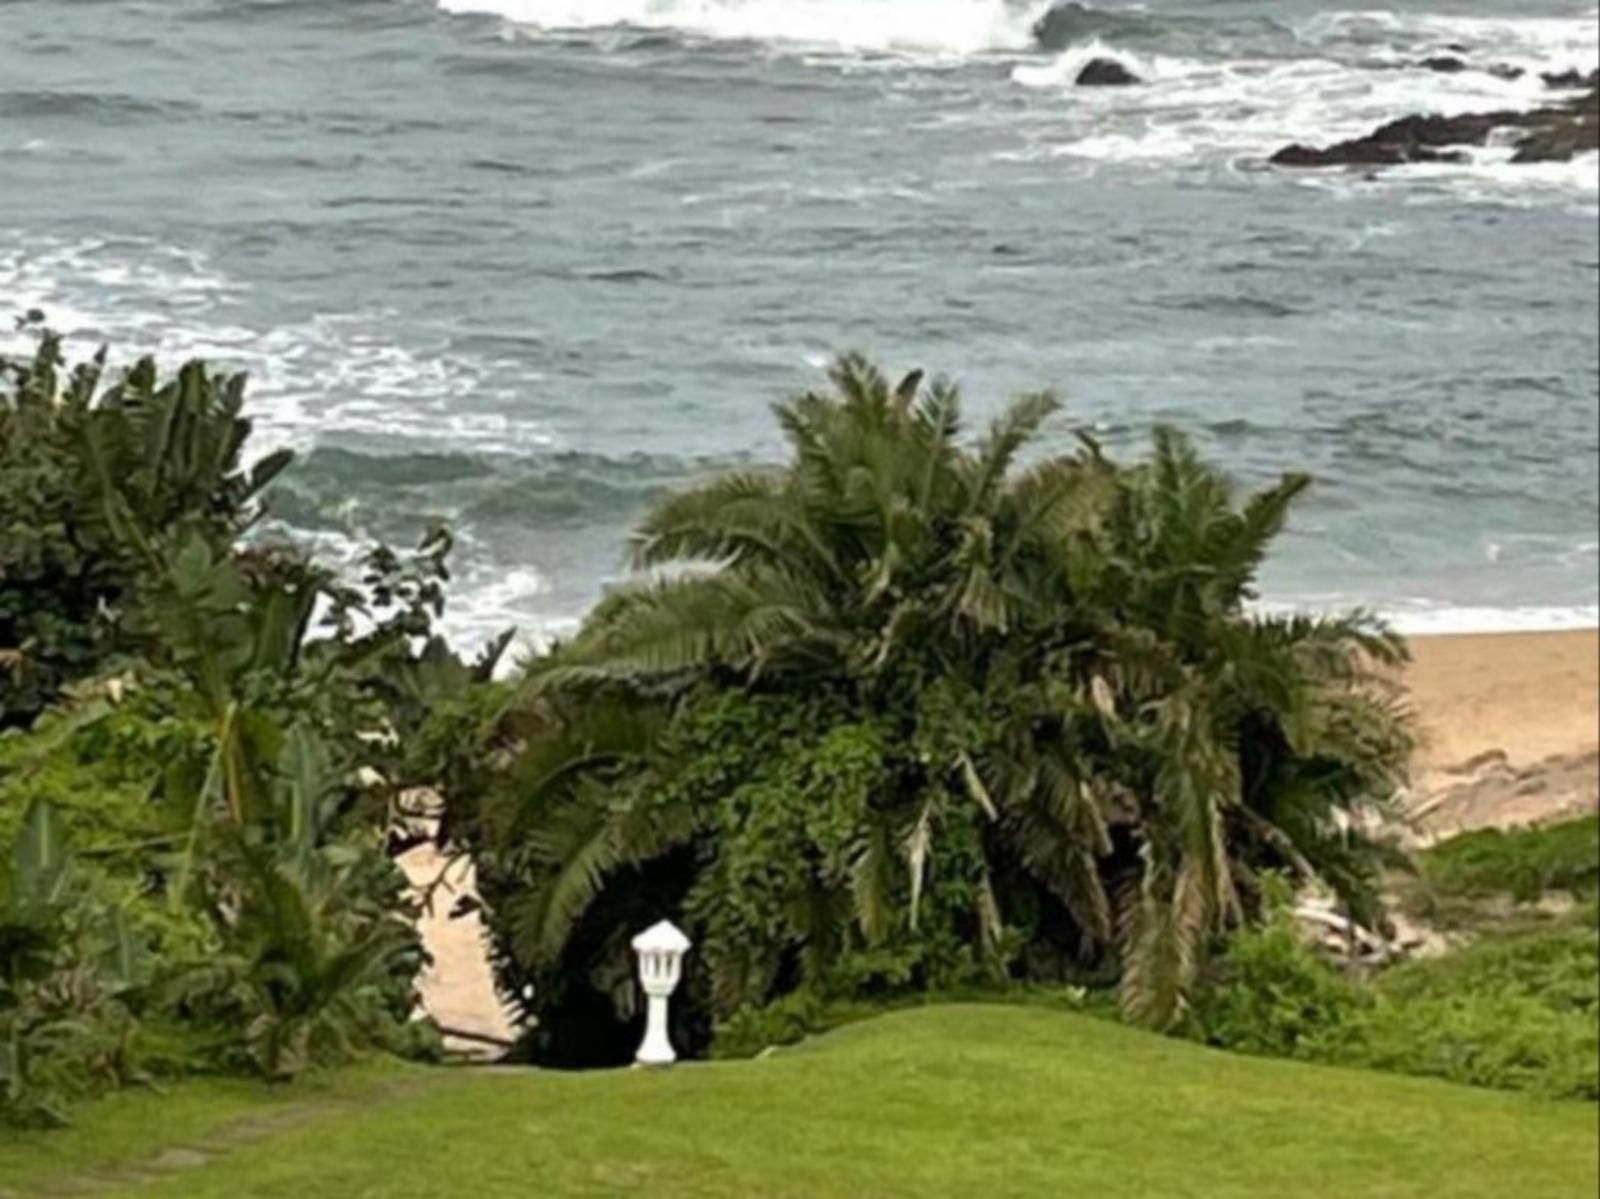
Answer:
1401, 627, 1599, 836
1405, 628, 1599, 777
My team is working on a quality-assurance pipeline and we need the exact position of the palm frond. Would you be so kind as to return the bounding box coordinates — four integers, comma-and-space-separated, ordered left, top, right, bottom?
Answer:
970, 390, 1061, 509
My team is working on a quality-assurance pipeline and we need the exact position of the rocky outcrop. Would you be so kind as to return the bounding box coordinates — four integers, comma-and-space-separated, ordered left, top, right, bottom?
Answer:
1414, 55, 1524, 80
1269, 110, 1518, 167
1272, 85, 1599, 168
1512, 112, 1600, 162
1270, 140, 1465, 168
1076, 57, 1141, 87
1542, 67, 1600, 90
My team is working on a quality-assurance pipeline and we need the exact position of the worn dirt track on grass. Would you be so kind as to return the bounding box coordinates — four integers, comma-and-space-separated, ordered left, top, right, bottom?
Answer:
0, 1074, 448, 1199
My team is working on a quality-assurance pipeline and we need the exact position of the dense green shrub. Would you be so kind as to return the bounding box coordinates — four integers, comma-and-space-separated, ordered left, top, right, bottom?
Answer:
1191, 895, 1599, 1101
458, 355, 1413, 1061
2, 334, 494, 1125
1187, 882, 1362, 1061
0, 324, 289, 729
1352, 992, 1597, 1100
1419, 817, 1599, 903
0, 801, 157, 1126
1362, 911, 1599, 1100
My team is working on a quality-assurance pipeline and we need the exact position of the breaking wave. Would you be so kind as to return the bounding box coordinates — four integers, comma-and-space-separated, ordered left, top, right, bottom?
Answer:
438, 0, 1055, 55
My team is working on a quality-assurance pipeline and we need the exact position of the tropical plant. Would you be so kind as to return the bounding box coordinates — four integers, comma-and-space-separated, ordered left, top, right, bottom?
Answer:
0, 804, 75, 1059
174, 830, 424, 1080
1191, 882, 1599, 1101
2, 330, 498, 1118
462, 355, 1412, 1058
0, 800, 154, 1126
0, 319, 289, 729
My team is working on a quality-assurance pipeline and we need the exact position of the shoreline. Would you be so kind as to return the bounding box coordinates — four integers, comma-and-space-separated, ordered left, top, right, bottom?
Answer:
1384, 609, 1600, 637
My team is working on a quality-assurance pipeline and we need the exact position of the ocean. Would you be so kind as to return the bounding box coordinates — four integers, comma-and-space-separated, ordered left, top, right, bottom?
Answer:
3, 0, 1597, 654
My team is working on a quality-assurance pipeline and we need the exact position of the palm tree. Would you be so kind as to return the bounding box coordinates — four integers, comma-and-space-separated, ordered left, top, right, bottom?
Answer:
1085, 431, 1413, 1026
546, 353, 1114, 686
480, 356, 1411, 1044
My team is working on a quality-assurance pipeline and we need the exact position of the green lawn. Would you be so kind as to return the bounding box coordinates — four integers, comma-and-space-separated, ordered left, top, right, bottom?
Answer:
3, 1005, 1594, 1198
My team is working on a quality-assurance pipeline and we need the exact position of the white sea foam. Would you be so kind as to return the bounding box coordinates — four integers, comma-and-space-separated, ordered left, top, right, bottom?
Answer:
1015, 55, 1595, 195
1255, 599, 1600, 636
248, 522, 554, 668
991, 3, 1599, 191
1382, 604, 1600, 635
0, 233, 557, 456
440, 0, 1599, 201
1391, 148, 1600, 209
439, 0, 1054, 56
440, 562, 562, 665
1011, 38, 1201, 88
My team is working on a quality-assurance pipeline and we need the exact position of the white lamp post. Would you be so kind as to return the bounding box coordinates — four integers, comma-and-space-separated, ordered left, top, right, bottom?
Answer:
631, 919, 691, 1066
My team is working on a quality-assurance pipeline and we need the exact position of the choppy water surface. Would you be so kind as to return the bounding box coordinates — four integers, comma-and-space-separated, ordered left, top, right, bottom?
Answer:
3, 0, 1597, 648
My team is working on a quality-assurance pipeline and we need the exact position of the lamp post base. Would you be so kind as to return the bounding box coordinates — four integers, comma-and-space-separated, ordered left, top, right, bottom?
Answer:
635, 995, 677, 1066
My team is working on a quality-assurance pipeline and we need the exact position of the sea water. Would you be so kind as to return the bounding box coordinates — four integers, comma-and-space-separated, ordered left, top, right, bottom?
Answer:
2, 0, 1596, 652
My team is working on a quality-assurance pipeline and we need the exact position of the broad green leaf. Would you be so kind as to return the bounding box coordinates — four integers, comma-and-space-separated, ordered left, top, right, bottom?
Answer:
99, 906, 147, 993
13, 798, 68, 903
279, 723, 335, 850
248, 447, 294, 496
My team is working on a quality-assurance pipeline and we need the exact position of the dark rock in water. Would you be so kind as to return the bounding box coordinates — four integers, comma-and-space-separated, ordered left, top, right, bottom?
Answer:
1272, 84, 1600, 169
1369, 110, 1532, 146
1032, 2, 1093, 50
1512, 119, 1600, 161
1512, 87, 1600, 161
1076, 57, 1140, 87
1542, 68, 1600, 90
1414, 56, 1522, 80
1272, 111, 1514, 167
1270, 141, 1466, 168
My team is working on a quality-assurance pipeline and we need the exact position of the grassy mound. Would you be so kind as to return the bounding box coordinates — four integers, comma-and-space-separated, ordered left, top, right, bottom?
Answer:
2, 1006, 1594, 1198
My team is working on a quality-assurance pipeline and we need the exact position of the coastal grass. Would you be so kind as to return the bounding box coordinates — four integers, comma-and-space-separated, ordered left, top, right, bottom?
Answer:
1420, 815, 1600, 904
3, 1006, 1595, 1199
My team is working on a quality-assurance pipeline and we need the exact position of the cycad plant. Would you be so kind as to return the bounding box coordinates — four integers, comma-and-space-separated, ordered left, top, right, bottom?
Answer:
553, 354, 1113, 684
467, 355, 1411, 1052
183, 833, 419, 1080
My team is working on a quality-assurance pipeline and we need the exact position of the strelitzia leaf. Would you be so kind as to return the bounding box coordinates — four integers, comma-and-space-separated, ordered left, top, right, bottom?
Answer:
14, 799, 68, 905
100, 906, 147, 993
